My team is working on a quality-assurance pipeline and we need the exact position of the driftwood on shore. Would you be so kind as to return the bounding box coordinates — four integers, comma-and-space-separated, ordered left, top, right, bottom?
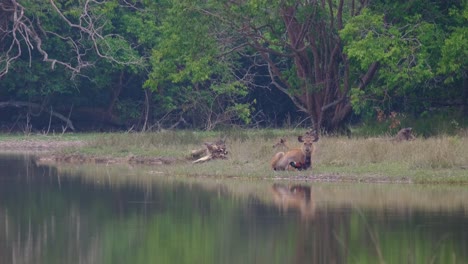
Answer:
191, 139, 228, 164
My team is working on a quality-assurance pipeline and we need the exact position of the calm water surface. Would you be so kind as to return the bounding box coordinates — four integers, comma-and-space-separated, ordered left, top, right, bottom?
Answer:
0, 154, 467, 264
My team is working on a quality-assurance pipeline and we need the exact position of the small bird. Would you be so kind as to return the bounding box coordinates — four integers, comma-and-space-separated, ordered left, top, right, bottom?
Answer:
289, 161, 304, 170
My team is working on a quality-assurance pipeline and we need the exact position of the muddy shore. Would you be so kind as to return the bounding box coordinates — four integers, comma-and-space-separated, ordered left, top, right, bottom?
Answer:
0, 139, 86, 152
0, 139, 181, 165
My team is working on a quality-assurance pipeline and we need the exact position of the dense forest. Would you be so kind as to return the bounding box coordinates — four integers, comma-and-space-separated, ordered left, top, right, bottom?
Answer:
0, 0, 466, 135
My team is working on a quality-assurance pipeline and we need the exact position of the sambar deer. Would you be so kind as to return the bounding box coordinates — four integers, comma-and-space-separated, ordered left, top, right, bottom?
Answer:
270, 130, 319, 171
393, 127, 415, 142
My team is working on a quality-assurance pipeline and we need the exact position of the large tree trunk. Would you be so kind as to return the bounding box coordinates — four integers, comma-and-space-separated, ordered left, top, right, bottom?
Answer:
234, 1, 374, 133
276, 3, 352, 132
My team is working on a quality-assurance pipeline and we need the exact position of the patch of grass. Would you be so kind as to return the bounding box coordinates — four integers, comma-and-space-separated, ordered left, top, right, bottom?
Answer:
0, 132, 99, 142
314, 136, 468, 183
15, 129, 468, 183
316, 136, 468, 168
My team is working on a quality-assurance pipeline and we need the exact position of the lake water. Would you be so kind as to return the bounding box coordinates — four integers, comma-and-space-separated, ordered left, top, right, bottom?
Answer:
0, 154, 467, 264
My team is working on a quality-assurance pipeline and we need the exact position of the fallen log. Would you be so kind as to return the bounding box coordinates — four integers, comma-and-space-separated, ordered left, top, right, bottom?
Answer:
192, 139, 228, 164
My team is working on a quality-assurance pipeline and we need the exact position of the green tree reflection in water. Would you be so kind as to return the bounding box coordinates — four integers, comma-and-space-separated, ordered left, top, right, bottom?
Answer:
0, 155, 467, 264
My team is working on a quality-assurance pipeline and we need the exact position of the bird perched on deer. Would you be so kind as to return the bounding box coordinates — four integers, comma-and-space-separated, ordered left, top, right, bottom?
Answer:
289, 161, 305, 170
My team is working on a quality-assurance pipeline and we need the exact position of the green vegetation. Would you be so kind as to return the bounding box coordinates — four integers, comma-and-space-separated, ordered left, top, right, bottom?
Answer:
34, 129, 466, 184
0, 0, 466, 133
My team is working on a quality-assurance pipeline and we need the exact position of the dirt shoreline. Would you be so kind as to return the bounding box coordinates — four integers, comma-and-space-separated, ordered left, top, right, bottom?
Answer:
36, 153, 182, 166
0, 139, 183, 166
0, 139, 86, 152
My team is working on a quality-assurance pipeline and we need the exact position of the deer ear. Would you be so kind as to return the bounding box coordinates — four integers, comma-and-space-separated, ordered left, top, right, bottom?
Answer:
311, 130, 319, 142
298, 136, 304, 142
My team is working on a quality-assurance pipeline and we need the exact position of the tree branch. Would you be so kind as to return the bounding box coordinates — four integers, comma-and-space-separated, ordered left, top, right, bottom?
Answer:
0, 101, 75, 131
0, 0, 142, 79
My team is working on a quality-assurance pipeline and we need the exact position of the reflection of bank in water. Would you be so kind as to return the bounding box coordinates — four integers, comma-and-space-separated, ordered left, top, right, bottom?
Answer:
271, 183, 316, 220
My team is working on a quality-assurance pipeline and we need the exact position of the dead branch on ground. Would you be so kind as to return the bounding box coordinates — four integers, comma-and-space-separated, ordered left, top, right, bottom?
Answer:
191, 139, 228, 164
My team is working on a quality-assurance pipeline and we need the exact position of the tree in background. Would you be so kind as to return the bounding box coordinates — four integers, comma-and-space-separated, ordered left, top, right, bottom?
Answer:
437, 1, 467, 116
0, 0, 466, 133
0, 0, 145, 131
0, 0, 141, 78
144, 1, 253, 130
1, 0, 255, 131
197, 0, 380, 132
341, 0, 466, 129
198, 0, 466, 133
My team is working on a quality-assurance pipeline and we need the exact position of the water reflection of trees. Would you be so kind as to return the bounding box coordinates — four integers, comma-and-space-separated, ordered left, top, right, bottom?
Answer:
267, 182, 468, 264
50, 163, 468, 212
1, 156, 467, 263
0, 207, 104, 264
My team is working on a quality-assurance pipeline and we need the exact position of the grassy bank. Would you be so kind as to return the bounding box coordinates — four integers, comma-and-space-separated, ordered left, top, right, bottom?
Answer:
37, 129, 467, 184
2, 129, 467, 183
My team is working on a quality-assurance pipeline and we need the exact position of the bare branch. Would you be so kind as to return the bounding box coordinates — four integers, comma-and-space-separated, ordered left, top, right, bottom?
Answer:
0, 0, 143, 79
0, 100, 75, 131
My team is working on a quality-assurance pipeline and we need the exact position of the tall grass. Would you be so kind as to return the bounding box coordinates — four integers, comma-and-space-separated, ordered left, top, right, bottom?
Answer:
316, 136, 468, 169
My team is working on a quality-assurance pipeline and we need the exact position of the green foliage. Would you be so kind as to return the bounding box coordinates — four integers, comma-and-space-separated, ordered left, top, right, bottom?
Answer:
1, 61, 75, 99
437, 4, 468, 83
116, 99, 141, 122
341, 1, 466, 124
349, 88, 366, 114
146, 1, 217, 87
144, 1, 254, 129
1, 0, 466, 132
340, 10, 386, 69
341, 9, 436, 90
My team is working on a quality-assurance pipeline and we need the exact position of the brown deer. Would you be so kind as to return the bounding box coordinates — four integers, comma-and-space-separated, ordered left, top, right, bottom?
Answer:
393, 127, 415, 142
271, 130, 319, 171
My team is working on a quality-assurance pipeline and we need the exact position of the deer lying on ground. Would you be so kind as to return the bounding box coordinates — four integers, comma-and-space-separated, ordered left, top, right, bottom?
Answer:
393, 127, 415, 142
271, 130, 319, 171
272, 138, 306, 170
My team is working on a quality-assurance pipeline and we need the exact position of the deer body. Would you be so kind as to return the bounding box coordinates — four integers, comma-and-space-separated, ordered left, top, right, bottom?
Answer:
393, 127, 415, 142
271, 132, 318, 171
